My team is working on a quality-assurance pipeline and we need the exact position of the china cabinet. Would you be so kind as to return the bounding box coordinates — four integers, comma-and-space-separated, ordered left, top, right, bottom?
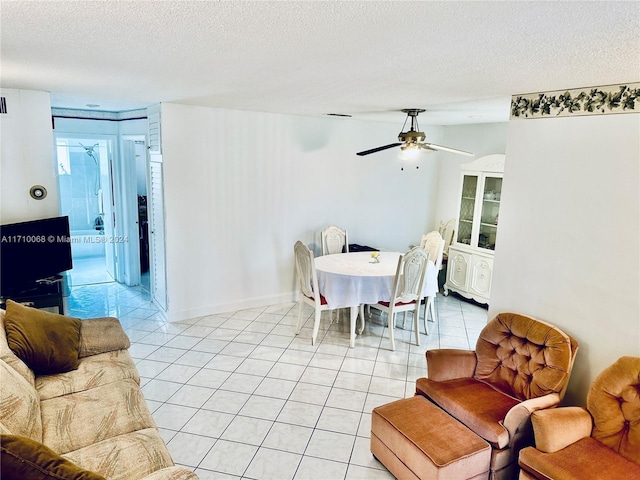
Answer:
445, 154, 505, 304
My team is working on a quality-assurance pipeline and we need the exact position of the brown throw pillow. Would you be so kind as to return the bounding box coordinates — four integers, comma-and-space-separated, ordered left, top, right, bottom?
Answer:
4, 300, 82, 375
0, 434, 106, 480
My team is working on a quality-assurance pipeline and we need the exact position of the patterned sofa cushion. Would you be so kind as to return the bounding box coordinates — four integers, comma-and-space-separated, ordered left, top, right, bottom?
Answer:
139, 467, 201, 480
41, 378, 157, 454
62, 429, 176, 480
0, 360, 42, 441
0, 310, 35, 386
0, 433, 106, 480
36, 349, 140, 401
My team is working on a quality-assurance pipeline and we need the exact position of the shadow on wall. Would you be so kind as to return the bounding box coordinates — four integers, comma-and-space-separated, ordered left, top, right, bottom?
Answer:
291, 118, 335, 152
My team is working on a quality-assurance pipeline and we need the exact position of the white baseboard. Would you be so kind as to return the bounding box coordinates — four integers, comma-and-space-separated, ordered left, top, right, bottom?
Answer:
166, 291, 297, 322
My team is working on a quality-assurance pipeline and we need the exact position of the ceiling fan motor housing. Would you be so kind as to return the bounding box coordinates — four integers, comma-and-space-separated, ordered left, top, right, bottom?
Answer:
398, 130, 425, 143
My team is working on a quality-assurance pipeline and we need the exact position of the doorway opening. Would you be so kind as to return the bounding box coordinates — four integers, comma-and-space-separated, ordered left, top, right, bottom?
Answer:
55, 135, 117, 286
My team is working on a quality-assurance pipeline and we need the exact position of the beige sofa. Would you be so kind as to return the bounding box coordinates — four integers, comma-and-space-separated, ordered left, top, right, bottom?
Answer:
0, 302, 198, 480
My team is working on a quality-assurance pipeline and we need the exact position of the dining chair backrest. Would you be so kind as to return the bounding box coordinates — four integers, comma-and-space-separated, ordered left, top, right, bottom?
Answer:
420, 231, 445, 270
294, 240, 318, 302
321, 225, 349, 255
391, 247, 430, 304
438, 218, 456, 255
294, 240, 334, 346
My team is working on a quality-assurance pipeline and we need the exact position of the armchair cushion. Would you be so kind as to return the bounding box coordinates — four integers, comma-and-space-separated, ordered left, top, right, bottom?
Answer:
587, 355, 640, 464
474, 313, 574, 401
518, 437, 640, 480
416, 377, 520, 448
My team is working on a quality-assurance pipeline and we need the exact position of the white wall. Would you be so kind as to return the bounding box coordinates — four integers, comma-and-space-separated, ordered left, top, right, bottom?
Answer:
0, 89, 58, 223
161, 104, 448, 320
434, 123, 508, 225
490, 112, 640, 405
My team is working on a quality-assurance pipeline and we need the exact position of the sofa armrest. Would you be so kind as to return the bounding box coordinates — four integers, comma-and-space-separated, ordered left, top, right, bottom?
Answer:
529, 407, 592, 453
78, 317, 130, 358
426, 349, 477, 381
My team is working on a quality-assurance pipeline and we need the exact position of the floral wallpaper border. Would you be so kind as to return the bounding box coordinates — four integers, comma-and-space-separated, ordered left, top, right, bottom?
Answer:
511, 82, 640, 119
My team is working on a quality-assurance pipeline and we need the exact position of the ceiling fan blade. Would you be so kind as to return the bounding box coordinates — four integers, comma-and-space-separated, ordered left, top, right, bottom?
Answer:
423, 143, 474, 157
356, 143, 402, 156
418, 144, 437, 152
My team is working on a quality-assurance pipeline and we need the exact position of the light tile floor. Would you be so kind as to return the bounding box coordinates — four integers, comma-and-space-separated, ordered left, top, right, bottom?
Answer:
68, 256, 114, 286
67, 283, 487, 480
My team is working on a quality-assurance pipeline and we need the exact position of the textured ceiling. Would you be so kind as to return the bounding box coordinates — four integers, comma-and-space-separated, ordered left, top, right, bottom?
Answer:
1, 1, 638, 125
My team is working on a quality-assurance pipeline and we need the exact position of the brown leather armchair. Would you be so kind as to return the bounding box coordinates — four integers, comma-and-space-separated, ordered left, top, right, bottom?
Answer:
518, 356, 640, 480
416, 312, 579, 480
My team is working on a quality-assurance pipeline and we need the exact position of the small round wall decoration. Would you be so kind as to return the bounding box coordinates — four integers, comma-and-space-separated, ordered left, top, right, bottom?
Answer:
29, 185, 47, 200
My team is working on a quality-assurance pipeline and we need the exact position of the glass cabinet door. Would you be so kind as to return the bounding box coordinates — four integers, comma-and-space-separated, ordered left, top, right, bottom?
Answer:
478, 176, 502, 251
456, 175, 477, 246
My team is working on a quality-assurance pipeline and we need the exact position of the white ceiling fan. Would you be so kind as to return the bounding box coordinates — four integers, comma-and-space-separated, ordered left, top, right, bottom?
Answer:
356, 108, 474, 157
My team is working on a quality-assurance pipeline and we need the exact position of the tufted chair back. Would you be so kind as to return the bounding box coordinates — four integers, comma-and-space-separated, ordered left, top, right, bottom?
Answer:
474, 312, 578, 401
587, 356, 640, 464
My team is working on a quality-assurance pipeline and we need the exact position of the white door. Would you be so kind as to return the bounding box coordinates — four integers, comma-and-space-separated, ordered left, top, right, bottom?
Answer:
99, 141, 117, 281
121, 139, 141, 286
148, 157, 167, 310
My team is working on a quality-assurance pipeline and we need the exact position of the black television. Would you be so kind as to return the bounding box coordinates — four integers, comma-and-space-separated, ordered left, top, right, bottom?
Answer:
0, 216, 73, 294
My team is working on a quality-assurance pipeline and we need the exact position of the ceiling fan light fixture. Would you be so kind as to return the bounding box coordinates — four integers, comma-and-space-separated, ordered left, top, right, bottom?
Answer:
399, 143, 422, 161
400, 142, 418, 151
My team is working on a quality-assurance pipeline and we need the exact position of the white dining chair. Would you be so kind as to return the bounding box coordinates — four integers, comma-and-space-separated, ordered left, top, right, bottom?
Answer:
321, 225, 349, 323
411, 231, 445, 334
293, 240, 338, 346
438, 218, 456, 259
370, 247, 430, 351
321, 225, 349, 255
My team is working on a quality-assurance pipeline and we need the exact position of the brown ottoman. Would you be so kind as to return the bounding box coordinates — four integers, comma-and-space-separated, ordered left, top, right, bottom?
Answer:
371, 395, 491, 480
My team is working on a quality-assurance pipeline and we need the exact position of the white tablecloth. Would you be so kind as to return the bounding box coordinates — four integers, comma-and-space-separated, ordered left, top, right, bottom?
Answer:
315, 251, 437, 310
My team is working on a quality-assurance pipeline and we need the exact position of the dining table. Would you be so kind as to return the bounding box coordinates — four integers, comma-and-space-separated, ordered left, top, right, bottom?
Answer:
314, 251, 438, 347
